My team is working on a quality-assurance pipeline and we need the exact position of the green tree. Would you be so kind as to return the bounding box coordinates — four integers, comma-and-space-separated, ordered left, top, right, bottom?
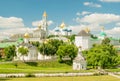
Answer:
38, 43, 56, 56
66, 34, 76, 44
48, 39, 64, 52
18, 46, 29, 61
57, 44, 78, 62
38, 39, 64, 56
32, 41, 40, 47
102, 37, 110, 45
83, 44, 119, 69
4, 45, 16, 61
91, 34, 98, 39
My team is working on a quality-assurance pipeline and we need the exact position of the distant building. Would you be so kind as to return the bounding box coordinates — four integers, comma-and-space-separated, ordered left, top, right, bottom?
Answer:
10, 11, 48, 42
54, 22, 72, 36
0, 11, 120, 68
75, 29, 91, 50
73, 48, 86, 70
73, 28, 120, 70
15, 31, 52, 61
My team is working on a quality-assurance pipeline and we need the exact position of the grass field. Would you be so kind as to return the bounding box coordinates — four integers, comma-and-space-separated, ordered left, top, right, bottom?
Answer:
105, 68, 120, 72
0, 60, 119, 73
0, 75, 119, 81
0, 60, 94, 73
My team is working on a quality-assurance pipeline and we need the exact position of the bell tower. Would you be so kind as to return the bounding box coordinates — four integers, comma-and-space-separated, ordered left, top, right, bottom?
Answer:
42, 11, 48, 37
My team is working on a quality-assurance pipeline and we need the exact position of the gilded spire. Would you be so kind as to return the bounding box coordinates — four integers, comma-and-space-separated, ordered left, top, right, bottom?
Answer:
43, 11, 47, 17
38, 23, 41, 29
85, 27, 90, 33
24, 32, 29, 38
101, 26, 104, 31
60, 22, 65, 28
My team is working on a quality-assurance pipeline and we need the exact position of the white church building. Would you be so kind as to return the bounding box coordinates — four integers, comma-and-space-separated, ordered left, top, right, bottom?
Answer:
73, 27, 120, 70
6, 11, 120, 70
54, 22, 72, 36
14, 12, 52, 61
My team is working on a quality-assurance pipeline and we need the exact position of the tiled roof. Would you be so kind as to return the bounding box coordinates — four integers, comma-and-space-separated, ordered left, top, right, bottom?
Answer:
0, 42, 18, 48
77, 30, 90, 36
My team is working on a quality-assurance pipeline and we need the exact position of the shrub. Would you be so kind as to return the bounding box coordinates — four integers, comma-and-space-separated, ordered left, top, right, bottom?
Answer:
25, 73, 35, 77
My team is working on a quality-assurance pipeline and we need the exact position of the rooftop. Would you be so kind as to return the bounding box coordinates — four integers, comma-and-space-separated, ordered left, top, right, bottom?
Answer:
77, 30, 91, 36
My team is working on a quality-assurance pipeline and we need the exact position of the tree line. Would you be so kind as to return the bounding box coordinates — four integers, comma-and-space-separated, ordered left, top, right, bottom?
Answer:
3, 39, 78, 63
3, 37, 120, 69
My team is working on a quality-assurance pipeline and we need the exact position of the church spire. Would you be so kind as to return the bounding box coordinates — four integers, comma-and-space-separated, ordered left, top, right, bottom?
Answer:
85, 27, 90, 33
42, 11, 48, 38
101, 26, 104, 32
60, 22, 66, 28
43, 11, 47, 17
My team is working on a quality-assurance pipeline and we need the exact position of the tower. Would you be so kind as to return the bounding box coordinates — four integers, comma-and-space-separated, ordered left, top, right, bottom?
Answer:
75, 29, 91, 50
42, 11, 48, 37
24, 32, 29, 43
99, 27, 107, 40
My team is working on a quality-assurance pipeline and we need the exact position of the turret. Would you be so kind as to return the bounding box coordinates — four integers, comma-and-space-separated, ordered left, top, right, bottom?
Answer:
42, 11, 48, 37
24, 32, 29, 43
75, 29, 91, 50
99, 27, 107, 40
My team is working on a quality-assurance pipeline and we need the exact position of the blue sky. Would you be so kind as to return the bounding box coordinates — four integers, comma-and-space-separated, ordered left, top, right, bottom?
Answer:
0, 0, 120, 38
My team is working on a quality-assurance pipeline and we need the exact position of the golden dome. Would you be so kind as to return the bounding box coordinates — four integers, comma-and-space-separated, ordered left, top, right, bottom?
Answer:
101, 26, 104, 31
60, 22, 66, 28
85, 27, 90, 33
38, 24, 42, 29
11, 34, 15, 37
24, 32, 29, 38
43, 11, 47, 17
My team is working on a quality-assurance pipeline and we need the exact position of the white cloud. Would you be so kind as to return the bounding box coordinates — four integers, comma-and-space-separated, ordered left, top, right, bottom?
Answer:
79, 13, 120, 24
76, 11, 91, 16
32, 20, 43, 27
83, 2, 102, 8
76, 12, 81, 16
75, 17, 81, 23
0, 27, 35, 40
48, 20, 54, 26
0, 16, 24, 28
69, 25, 86, 33
116, 22, 120, 26
105, 27, 120, 37
32, 20, 53, 27
82, 11, 91, 15
74, 13, 120, 36
0, 16, 35, 39
100, 0, 120, 2
66, 23, 101, 35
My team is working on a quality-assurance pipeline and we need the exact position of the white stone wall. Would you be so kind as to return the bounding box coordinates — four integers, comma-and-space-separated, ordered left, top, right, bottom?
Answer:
28, 49, 38, 60
75, 36, 90, 50
73, 61, 86, 70
38, 52, 52, 60
73, 62, 82, 70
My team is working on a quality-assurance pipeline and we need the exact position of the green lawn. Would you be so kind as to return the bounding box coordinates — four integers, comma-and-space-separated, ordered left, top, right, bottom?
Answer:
105, 68, 120, 72
0, 75, 119, 81
0, 60, 119, 73
0, 60, 94, 73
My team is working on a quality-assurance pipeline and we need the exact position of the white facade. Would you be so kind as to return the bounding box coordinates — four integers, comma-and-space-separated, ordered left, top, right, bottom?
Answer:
73, 30, 90, 70
73, 48, 86, 70
74, 30, 91, 50
54, 22, 72, 36
15, 46, 52, 61
75, 36, 90, 50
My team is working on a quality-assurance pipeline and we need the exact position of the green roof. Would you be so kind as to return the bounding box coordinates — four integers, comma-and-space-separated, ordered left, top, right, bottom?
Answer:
116, 48, 120, 51
17, 38, 24, 43
90, 38, 100, 41
0, 42, 18, 48
109, 37, 119, 41
0, 38, 24, 48
100, 32, 107, 37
